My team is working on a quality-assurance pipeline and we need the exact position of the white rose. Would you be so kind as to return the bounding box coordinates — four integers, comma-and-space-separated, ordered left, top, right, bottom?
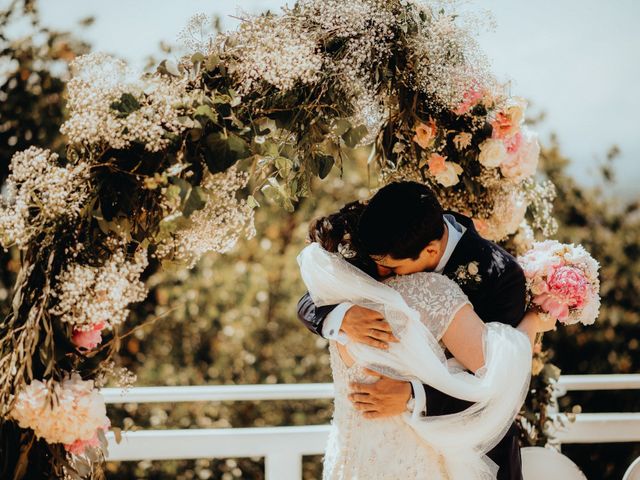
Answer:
434, 162, 463, 187
478, 138, 507, 168
467, 262, 479, 275
501, 128, 540, 180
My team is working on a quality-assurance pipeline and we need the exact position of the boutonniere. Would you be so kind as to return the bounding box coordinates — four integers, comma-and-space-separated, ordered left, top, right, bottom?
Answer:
453, 261, 482, 287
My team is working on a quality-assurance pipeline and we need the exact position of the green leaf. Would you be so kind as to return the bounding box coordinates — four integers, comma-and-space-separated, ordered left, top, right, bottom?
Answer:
183, 186, 207, 217
205, 53, 221, 71
332, 119, 352, 136
310, 153, 335, 179
194, 105, 218, 123
203, 131, 250, 174
342, 124, 369, 148
247, 195, 260, 209
191, 52, 206, 64
110, 93, 141, 118
157, 59, 180, 77
275, 156, 293, 177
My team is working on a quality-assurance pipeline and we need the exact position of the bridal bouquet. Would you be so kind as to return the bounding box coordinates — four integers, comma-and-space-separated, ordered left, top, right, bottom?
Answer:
518, 240, 601, 325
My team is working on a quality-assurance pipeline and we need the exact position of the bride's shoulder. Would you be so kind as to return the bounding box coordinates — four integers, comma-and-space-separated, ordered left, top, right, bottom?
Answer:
384, 271, 455, 290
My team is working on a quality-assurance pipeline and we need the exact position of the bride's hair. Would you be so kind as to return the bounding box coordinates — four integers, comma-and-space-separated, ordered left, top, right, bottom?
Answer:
308, 201, 378, 277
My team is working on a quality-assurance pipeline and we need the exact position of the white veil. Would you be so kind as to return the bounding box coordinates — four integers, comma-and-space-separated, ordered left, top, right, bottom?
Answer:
298, 243, 532, 479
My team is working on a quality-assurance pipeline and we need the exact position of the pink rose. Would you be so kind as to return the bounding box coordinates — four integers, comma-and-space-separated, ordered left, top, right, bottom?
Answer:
503, 131, 523, 154
454, 86, 484, 115
500, 128, 539, 180
72, 322, 106, 350
65, 422, 110, 455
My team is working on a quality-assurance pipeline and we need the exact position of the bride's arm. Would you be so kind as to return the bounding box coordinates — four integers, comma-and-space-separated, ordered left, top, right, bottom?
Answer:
441, 307, 554, 372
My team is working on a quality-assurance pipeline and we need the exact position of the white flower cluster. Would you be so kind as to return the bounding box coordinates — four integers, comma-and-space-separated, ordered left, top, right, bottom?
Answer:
410, 7, 494, 110
155, 167, 256, 268
61, 53, 193, 152
9, 373, 109, 450
51, 248, 148, 331
223, 15, 323, 93
473, 186, 528, 241
0, 147, 90, 249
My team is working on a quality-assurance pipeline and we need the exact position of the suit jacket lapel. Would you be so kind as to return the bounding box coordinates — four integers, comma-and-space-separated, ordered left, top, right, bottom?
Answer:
442, 211, 479, 276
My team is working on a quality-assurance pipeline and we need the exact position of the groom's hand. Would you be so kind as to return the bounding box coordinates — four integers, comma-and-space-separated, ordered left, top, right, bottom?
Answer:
349, 370, 411, 419
342, 305, 398, 349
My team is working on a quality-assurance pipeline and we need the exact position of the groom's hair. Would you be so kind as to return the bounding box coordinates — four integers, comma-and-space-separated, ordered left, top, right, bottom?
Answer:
358, 181, 445, 260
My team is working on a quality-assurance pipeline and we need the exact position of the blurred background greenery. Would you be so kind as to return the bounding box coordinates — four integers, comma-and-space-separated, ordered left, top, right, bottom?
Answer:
1, 2, 638, 479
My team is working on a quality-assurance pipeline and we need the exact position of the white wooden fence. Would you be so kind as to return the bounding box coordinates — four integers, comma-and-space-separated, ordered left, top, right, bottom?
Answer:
103, 375, 640, 479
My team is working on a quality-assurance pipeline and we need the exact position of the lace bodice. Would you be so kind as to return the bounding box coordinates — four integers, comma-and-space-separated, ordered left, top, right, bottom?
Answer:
323, 272, 469, 480
385, 272, 470, 341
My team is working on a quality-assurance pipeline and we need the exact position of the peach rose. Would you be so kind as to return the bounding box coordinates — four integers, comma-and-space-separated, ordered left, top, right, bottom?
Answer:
427, 153, 447, 175
491, 97, 526, 140
429, 156, 463, 187
413, 119, 437, 149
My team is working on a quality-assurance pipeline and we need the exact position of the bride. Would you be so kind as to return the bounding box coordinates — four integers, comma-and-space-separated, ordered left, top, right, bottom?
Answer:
298, 207, 553, 480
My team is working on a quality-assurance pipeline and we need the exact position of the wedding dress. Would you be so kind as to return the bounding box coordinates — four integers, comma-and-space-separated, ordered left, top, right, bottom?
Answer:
298, 243, 532, 479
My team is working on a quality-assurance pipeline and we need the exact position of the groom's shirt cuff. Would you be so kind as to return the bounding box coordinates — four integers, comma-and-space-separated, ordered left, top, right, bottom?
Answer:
409, 380, 427, 420
321, 302, 352, 345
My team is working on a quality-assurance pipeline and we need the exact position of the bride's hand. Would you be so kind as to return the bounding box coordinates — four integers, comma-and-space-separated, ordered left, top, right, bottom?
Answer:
342, 305, 399, 349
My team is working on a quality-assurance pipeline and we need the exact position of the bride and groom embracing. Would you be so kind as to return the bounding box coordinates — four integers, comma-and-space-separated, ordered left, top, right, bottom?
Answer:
297, 181, 556, 479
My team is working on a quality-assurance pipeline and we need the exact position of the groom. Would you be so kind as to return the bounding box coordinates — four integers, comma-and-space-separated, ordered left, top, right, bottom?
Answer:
297, 181, 528, 480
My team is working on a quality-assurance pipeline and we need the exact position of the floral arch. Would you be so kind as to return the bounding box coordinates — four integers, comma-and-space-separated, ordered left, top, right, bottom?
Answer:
0, 1, 559, 478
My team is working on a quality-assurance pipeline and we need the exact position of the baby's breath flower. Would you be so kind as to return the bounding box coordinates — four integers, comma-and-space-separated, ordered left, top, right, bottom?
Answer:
51, 248, 148, 331
222, 15, 323, 93
0, 147, 90, 249
155, 166, 256, 268
61, 53, 193, 152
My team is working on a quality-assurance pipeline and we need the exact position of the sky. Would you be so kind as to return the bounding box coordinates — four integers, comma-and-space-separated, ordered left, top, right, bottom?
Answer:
7, 0, 640, 197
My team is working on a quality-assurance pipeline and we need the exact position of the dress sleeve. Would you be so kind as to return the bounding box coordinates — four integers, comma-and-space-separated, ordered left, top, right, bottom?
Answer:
385, 273, 471, 340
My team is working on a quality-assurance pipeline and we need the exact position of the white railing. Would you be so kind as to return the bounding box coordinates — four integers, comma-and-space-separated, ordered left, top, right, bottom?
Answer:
104, 375, 640, 480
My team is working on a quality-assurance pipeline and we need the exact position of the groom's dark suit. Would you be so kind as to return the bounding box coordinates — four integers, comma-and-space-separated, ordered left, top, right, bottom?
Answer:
297, 212, 527, 480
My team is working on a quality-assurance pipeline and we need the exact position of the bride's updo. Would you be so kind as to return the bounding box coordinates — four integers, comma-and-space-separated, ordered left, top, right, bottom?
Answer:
308, 201, 377, 277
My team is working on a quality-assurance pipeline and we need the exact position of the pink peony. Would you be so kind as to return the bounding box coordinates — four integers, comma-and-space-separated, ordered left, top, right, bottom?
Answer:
532, 266, 590, 322
548, 265, 590, 309
72, 321, 106, 350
